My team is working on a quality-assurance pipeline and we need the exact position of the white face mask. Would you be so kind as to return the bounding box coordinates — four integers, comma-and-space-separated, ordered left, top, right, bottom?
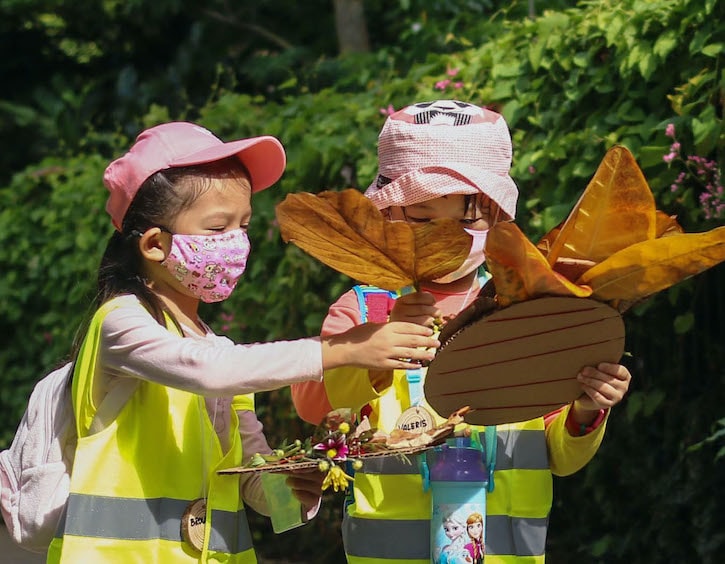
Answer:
433, 228, 488, 284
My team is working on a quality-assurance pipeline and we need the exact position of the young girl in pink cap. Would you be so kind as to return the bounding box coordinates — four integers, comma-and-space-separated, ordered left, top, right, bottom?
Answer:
44, 121, 439, 563
291, 100, 632, 563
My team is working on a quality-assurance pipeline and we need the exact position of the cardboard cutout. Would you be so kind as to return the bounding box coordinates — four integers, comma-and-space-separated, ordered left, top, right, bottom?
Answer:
425, 296, 624, 425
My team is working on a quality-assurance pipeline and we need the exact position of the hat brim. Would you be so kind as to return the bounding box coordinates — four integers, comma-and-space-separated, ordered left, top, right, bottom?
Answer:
169, 135, 286, 193
364, 164, 518, 220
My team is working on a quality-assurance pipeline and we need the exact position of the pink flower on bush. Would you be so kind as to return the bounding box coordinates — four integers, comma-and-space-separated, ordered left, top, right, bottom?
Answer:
447, 68, 460, 77
265, 218, 280, 241
379, 104, 396, 116
664, 123, 723, 220
435, 79, 451, 90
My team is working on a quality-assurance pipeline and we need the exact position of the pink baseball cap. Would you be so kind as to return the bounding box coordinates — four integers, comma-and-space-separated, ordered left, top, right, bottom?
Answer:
103, 122, 286, 230
364, 100, 518, 220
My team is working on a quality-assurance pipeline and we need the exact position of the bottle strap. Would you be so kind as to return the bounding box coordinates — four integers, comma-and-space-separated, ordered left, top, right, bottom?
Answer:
405, 367, 424, 407
484, 425, 497, 493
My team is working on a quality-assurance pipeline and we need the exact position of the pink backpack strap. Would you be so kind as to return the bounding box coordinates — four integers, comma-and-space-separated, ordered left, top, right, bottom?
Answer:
351, 285, 397, 424
352, 285, 397, 323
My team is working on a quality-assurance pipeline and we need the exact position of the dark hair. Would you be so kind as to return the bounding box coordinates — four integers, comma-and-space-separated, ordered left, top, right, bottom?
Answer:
69, 157, 250, 364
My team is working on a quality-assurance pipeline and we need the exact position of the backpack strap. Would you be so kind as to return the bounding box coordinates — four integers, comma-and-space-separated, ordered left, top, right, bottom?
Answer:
353, 284, 397, 418
344, 285, 397, 507
352, 285, 397, 323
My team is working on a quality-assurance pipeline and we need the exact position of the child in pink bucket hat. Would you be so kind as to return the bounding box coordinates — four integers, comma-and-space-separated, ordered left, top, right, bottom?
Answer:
292, 100, 631, 563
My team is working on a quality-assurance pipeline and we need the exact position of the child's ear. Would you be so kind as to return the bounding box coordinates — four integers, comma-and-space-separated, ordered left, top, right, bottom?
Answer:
138, 227, 169, 263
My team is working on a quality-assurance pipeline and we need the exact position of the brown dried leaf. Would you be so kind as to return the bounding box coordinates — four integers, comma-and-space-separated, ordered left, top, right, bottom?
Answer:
386, 429, 435, 449
276, 189, 471, 291
412, 220, 476, 282
552, 258, 597, 283
578, 226, 725, 302
537, 223, 561, 256
546, 146, 657, 264
486, 223, 593, 307
655, 211, 684, 238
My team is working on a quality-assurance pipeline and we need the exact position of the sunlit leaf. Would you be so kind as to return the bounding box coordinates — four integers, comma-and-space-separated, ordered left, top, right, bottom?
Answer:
486, 222, 593, 307
276, 189, 471, 291
545, 146, 657, 264
578, 226, 725, 302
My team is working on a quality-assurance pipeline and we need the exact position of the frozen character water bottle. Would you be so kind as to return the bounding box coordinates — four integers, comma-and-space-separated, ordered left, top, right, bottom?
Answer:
421, 433, 489, 564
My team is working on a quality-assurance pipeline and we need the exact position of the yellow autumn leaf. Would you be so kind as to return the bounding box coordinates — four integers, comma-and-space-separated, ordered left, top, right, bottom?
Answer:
486, 222, 593, 307
545, 146, 657, 265
578, 226, 725, 302
276, 189, 471, 291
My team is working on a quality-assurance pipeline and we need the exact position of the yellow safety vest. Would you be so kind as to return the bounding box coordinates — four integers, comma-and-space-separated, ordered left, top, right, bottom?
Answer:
47, 296, 257, 563
341, 368, 551, 564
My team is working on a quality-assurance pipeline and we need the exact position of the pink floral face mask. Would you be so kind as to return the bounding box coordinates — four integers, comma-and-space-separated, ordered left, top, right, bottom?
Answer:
161, 228, 251, 303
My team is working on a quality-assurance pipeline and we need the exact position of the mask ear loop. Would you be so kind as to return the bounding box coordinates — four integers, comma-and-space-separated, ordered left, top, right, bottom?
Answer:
128, 225, 173, 239
492, 202, 502, 226
483, 195, 506, 227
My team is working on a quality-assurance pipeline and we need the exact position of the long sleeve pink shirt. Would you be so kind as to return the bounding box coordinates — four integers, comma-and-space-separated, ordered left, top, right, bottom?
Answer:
100, 301, 323, 397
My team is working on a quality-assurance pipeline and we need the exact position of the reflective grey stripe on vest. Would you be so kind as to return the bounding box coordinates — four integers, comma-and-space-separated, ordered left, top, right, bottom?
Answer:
359, 453, 423, 474
56, 494, 253, 554
343, 513, 547, 558
496, 428, 549, 470
360, 429, 548, 475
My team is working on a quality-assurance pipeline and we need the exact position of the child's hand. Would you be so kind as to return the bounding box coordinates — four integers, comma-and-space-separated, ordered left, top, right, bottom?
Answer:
321, 322, 440, 370
285, 468, 324, 512
389, 291, 441, 328
573, 362, 632, 416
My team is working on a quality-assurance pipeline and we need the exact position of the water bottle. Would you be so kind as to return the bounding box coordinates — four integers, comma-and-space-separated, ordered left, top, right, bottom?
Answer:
421, 435, 488, 564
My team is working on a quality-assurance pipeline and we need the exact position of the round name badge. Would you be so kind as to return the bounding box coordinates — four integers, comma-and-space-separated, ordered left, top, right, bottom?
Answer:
181, 498, 207, 553
395, 406, 435, 434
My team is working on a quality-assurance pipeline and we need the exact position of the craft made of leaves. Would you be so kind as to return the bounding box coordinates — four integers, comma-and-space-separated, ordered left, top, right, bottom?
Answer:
528, 145, 725, 310
276, 189, 472, 291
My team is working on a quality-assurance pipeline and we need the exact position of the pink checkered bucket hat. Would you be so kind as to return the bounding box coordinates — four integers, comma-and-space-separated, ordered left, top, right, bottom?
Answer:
364, 100, 519, 220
